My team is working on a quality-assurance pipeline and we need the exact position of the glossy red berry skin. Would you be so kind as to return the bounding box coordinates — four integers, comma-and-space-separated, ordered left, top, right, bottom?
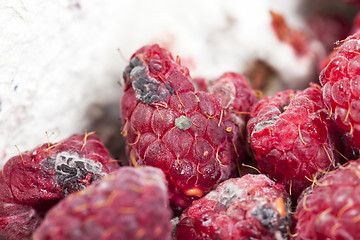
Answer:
121, 44, 242, 212
295, 159, 360, 240
320, 32, 360, 150
247, 85, 339, 200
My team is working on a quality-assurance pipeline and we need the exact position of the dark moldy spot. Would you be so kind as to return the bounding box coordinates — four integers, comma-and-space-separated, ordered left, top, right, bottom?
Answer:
165, 82, 175, 95
132, 74, 169, 104
125, 56, 174, 104
254, 205, 278, 228
41, 151, 104, 196
123, 57, 144, 86
128, 62, 170, 104
252, 203, 291, 239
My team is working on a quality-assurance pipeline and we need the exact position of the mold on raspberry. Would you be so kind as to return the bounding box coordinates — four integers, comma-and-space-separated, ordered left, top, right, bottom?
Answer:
121, 44, 245, 212
175, 115, 192, 130
41, 151, 105, 196
175, 174, 293, 240
33, 166, 172, 240
0, 133, 119, 240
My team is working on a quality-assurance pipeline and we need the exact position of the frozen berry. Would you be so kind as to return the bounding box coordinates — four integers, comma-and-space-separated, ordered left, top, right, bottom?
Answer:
0, 172, 43, 240
0, 133, 119, 239
247, 84, 339, 199
320, 32, 360, 149
308, 14, 350, 54
33, 166, 172, 240
175, 174, 292, 240
121, 44, 242, 211
295, 159, 360, 240
209, 72, 258, 138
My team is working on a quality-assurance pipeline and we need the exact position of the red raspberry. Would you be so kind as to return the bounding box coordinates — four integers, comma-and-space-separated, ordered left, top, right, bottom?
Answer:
0, 173, 43, 240
33, 166, 172, 240
0, 133, 119, 240
209, 72, 258, 138
320, 32, 360, 150
309, 14, 350, 54
295, 159, 360, 240
121, 44, 242, 211
175, 174, 292, 240
247, 84, 339, 199
351, 12, 360, 34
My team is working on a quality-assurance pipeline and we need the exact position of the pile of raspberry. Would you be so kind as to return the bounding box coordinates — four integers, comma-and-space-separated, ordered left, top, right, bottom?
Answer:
2, 14, 360, 240
117, 38, 359, 239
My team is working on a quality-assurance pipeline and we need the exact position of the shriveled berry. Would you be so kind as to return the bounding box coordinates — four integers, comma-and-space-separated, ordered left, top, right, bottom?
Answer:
175, 174, 293, 240
33, 166, 172, 240
0, 133, 119, 240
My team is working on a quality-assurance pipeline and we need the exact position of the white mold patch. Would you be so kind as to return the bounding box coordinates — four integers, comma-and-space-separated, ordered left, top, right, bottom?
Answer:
175, 116, 192, 130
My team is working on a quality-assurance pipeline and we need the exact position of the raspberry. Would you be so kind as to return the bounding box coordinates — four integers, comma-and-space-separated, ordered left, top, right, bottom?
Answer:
320, 32, 360, 150
295, 159, 360, 240
175, 174, 292, 240
33, 166, 172, 240
0, 173, 43, 240
247, 84, 339, 199
0, 133, 119, 239
209, 72, 258, 137
351, 12, 360, 34
309, 14, 350, 54
121, 44, 242, 211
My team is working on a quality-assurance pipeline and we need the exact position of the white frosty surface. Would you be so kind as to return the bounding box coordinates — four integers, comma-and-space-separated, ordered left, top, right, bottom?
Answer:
0, 0, 323, 167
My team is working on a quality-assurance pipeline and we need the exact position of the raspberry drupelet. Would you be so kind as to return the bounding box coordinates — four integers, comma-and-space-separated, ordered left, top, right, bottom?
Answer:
247, 84, 339, 200
320, 32, 360, 150
175, 174, 293, 240
295, 159, 360, 240
121, 44, 244, 212
0, 133, 120, 240
209, 72, 258, 139
33, 166, 172, 240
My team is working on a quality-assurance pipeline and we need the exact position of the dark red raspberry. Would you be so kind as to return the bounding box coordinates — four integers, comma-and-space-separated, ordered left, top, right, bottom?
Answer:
308, 14, 350, 54
175, 174, 292, 240
0, 173, 43, 240
33, 166, 172, 240
209, 72, 258, 138
295, 159, 360, 240
247, 84, 339, 199
351, 12, 360, 34
320, 32, 360, 150
0, 133, 119, 240
121, 44, 242, 211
